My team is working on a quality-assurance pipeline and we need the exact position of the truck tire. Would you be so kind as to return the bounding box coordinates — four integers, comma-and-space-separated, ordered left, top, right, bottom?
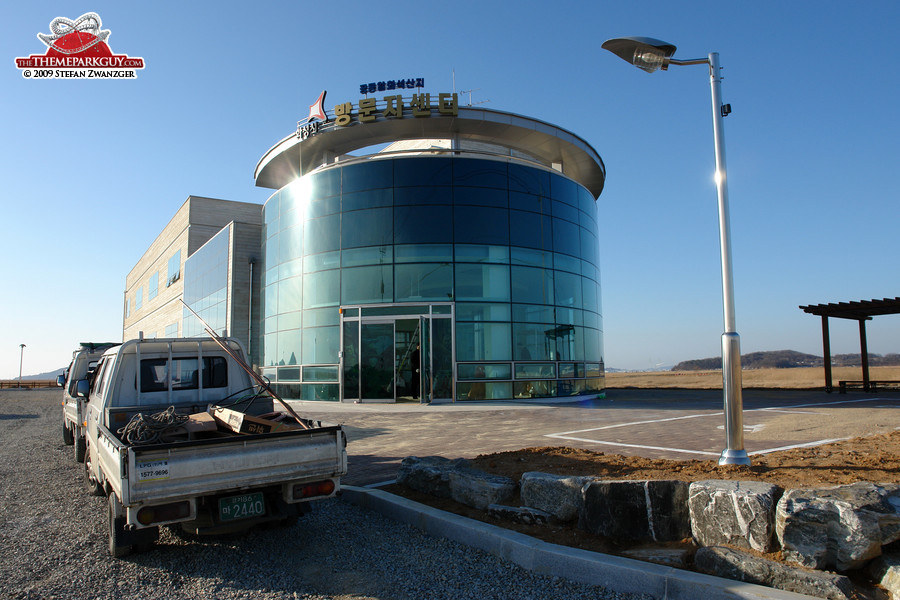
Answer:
63, 423, 74, 445
108, 493, 133, 558
84, 447, 104, 496
73, 436, 86, 463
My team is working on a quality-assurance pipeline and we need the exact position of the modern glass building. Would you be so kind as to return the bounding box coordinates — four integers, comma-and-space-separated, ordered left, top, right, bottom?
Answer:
254, 98, 607, 403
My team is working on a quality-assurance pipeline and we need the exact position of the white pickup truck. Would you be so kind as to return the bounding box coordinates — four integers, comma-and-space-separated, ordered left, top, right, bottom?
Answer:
78, 336, 347, 557
58, 342, 119, 462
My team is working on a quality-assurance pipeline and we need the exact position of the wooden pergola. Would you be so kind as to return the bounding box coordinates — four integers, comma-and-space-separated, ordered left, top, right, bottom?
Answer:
799, 297, 900, 392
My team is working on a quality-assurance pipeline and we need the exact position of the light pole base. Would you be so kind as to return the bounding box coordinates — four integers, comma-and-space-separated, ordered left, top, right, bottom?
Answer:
718, 449, 751, 466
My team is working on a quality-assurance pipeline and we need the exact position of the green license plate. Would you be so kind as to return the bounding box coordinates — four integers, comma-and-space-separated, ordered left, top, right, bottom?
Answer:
218, 492, 265, 522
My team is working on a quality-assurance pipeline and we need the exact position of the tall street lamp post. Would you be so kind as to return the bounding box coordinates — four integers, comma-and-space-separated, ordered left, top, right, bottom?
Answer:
18, 343, 26, 387
601, 36, 749, 466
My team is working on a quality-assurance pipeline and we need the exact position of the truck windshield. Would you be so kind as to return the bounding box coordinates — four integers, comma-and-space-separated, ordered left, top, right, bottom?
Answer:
139, 356, 228, 392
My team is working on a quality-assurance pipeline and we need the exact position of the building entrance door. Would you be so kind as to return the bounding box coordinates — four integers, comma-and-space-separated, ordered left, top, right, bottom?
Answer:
340, 305, 454, 403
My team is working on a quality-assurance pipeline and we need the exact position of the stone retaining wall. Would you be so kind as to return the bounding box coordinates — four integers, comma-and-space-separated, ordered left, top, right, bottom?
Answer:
397, 456, 900, 600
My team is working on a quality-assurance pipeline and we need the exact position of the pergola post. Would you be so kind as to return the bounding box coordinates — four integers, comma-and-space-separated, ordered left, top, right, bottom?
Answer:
859, 319, 870, 392
821, 315, 832, 393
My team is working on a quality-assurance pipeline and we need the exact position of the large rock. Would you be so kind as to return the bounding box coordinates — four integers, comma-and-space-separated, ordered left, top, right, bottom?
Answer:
396, 456, 470, 498
449, 468, 516, 510
695, 546, 856, 600
688, 480, 781, 553
776, 483, 900, 571
579, 480, 690, 542
867, 553, 900, 599
519, 471, 592, 522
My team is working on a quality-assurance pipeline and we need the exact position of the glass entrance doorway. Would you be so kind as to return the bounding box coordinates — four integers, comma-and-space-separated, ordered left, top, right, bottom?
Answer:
340, 305, 453, 403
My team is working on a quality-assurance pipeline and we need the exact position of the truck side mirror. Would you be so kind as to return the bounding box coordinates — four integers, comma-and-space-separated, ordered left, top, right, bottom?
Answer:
75, 379, 90, 398
56, 374, 66, 387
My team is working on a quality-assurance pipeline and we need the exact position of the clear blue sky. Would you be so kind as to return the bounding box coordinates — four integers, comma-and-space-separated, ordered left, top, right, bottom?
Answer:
2, 1, 899, 377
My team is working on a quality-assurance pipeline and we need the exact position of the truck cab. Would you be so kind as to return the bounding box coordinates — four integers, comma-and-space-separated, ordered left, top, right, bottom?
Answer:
60, 342, 119, 462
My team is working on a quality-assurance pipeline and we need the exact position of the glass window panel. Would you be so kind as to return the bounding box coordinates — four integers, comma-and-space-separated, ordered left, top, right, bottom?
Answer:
512, 322, 556, 361
264, 283, 278, 318
514, 362, 557, 379
276, 329, 302, 366
303, 270, 340, 309
341, 265, 393, 304
454, 187, 508, 208
148, 272, 158, 301
278, 367, 301, 381
583, 278, 599, 315
342, 245, 393, 267
394, 157, 453, 187
554, 253, 581, 274
583, 310, 600, 329
304, 214, 340, 254
512, 304, 554, 323
552, 199, 579, 224
280, 205, 303, 231
510, 247, 553, 268
302, 326, 340, 364
557, 379, 586, 396
456, 302, 510, 322
550, 173, 577, 204
281, 258, 302, 278
342, 159, 393, 193
456, 381, 513, 401
584, 328, 602, 361
394, 186, 452, 206
585, 362, 602, 378
457, 363, 512, 380
342, 189, 392, 211
304, 306, 340, 327
394, 205, 453, 244
578, 186, 596, 215
395, 263, 453, 302
455, 264, 509, 302
342, 320, 359, 400
264, 315, 276, 335
453, 206, 508, 245
453, 158, 508, 189
431, 305, 452, 315
310, 168, 341, 198
554, 270, 583, 308
361, 305, 429, 316
454, 244, 509, 264
579, 208, 596, 230
582, 260, 598, 280
556, 326, 584, 361
456, 322, 511, 361
509, 191, 551, 215
552, 219, 580, 256
277, 276, 302, 314
508, 163, 550, 196
263, 333, 277, 367
514, 380, 557, 399
510, 266, 553, 305
278, 311, 302, 330
304, 196, 341, 219
559, 363, 575, 378
580, 227, 598, 263
509, 210, 553, 252
304, 251, 340, 273
342, 207, 393, 249
303, 366, 339, 382
264, 191, 280, 225
273, 383, 301, 400
342, 307, 359, 316
394, 244, 452, 263
301, 383, 339, 401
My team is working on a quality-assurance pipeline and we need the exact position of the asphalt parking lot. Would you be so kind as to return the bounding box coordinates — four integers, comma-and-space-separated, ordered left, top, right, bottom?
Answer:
290, 388, 900, 486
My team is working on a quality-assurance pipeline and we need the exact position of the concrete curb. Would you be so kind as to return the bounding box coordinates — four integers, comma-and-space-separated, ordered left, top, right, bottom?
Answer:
341, 485, 819, 600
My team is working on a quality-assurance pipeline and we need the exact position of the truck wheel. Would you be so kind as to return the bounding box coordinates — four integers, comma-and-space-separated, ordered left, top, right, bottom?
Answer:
84, 448, 103, 496
73, 436, 86, 463
63, 423, 74, 445
108, 493, 133, 558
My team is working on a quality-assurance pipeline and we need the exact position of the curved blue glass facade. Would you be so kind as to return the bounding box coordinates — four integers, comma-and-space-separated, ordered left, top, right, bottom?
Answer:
261, 156, 603, 402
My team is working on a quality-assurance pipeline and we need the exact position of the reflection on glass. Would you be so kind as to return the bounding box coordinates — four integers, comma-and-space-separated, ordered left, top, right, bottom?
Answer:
395, 263, 453, 302
456, 322, 511, 361
458, 363, 512, 380
514, 380, 556, 399
341, 265, 393, 305
514, 363, 556, 379
456, 381, 512, 401
457, 302, 511, 322
360, 323, 394, 400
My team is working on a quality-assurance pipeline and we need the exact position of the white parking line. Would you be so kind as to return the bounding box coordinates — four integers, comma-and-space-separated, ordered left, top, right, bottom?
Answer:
542, 397, 897, 458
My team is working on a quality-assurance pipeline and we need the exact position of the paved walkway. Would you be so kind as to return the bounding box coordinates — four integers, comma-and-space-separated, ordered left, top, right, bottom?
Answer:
289, 388, 900, 486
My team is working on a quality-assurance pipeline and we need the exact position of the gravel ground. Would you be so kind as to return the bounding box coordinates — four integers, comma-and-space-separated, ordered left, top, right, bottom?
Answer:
0, 389, 652, 600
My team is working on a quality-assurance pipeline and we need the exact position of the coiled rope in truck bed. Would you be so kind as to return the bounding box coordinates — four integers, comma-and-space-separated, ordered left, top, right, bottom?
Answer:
118, 406, 189, 445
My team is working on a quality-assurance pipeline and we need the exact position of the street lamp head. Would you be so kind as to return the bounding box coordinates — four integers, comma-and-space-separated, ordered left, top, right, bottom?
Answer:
601, 37, 677, 73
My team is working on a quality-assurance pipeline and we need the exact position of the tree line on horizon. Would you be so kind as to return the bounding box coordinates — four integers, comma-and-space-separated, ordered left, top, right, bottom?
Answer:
672, 350, 900, 371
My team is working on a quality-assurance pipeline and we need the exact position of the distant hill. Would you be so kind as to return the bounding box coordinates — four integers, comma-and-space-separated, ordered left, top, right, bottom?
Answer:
672, 351, 900, 371
20, 368, 65, 381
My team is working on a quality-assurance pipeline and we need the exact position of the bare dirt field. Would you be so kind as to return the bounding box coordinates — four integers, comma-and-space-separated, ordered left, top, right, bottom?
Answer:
606, 365, 900, 390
